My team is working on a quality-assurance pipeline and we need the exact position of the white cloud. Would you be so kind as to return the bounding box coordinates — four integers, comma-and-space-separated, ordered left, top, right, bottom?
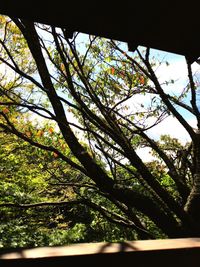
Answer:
136, 116, 197, 162
146, 115, 197, 144
136, 147, 155, 162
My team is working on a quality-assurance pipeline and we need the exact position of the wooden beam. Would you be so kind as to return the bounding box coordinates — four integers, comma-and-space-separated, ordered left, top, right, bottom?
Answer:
0, 238, 200, 266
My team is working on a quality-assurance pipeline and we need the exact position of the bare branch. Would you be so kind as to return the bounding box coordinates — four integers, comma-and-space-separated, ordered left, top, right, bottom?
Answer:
0, 200, 81, 209
186, 58, 200, 128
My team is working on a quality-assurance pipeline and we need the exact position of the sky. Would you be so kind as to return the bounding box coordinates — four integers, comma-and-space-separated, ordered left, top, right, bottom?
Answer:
1, 25, 200, 161
137, 47, 200, 140
33, 34, 200, 148
134, 48, 200, 161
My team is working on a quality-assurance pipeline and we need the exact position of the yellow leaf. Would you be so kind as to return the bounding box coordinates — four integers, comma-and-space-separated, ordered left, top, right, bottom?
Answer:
60, 63, 65, 72
25, 131, 32, 138
37, 130, 44, 137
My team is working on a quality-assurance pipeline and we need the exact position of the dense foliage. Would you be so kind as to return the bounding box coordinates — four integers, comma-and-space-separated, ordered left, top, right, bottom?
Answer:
0, 131, 137, 247
0, 15, 200, 247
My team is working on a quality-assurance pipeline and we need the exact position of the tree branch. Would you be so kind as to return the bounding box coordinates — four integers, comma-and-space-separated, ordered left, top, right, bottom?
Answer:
186, 58, 200, 128
0, 114, 87, 175
143, 54, 196, 141
0, 200, 81, 209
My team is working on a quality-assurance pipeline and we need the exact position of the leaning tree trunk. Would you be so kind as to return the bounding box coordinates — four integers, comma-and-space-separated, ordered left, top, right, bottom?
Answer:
185, 130, 200, 228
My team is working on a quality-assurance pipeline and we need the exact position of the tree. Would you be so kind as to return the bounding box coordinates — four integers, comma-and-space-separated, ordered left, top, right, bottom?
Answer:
0, 129, 137, 247
0, 15, 200, 240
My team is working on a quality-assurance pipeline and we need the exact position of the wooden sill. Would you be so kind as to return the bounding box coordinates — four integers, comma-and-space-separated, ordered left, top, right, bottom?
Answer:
0, 238, 200, 259
1, 238, 200, 266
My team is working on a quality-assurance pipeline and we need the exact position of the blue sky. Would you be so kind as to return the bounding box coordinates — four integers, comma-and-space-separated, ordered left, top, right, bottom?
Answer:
2, 26, 200, 145
58, 33, 200, 144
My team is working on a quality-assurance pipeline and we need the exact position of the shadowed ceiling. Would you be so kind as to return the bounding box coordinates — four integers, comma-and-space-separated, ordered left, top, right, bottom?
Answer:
0, 2, 199, 62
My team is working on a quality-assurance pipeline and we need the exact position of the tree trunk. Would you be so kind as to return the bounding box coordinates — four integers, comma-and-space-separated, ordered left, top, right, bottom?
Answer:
185, 131, 200, 226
